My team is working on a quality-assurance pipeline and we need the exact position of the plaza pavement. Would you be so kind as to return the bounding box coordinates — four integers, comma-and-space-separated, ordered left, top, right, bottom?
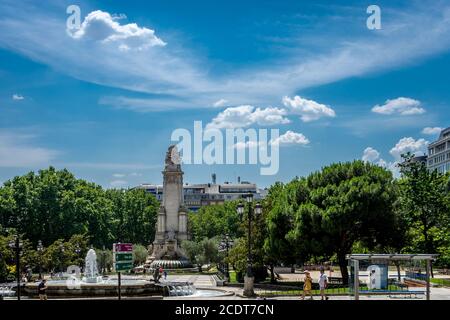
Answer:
162, 274, 450, 301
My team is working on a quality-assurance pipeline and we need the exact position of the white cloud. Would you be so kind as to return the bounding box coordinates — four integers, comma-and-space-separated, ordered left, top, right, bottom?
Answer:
12, 94, 24, 100
389, 137, 429, 161
422, 127, 443, 135
270, 131, 310, 146
113, 172, 142, 178
234, 130, 309, 149
362, 147, 380, 162
0, 131, 58, 167
282, 96, 335, 122
70, 10, 166, 51
371, 97, 425, 115
60, 162, 159, 170
213, 99, 228, 108
234, 140, 263, 150
129, 172, 142, 177
206, 105, 290, 129
110, 180, 128, 188
361, 147, 398, 175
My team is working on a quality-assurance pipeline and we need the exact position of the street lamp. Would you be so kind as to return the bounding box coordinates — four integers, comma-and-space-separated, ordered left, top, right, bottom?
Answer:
75, 244, 81, 269
218, 234, 234, 282
236, 193, 262, 297
8, 234, 23, 300
37, 240, 44, 280
59, 243, 65, 276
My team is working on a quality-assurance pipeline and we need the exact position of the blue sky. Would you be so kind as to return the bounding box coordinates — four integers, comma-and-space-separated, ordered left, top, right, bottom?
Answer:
0, 0, 449, 188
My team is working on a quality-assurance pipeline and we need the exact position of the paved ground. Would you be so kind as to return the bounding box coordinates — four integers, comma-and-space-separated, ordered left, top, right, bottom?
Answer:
161, 274, 450, 300
3, 274, 449, 300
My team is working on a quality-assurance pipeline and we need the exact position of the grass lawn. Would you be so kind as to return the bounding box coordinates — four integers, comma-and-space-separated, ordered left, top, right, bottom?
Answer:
431, 278, 450, 287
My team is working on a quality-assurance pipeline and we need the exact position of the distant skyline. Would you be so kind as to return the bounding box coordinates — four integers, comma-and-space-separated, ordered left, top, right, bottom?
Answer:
1, 0, 450, 188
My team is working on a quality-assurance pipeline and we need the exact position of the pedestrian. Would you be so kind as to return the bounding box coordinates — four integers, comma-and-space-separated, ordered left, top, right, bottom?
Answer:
153, 266, 160, 283
318, 267, 329, 300
163, 270, 168, 280
301, 270, 313, 300
38, 279, 48, 300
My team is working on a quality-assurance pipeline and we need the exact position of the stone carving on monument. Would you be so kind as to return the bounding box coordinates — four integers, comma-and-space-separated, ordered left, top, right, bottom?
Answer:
146, 145, 191, 269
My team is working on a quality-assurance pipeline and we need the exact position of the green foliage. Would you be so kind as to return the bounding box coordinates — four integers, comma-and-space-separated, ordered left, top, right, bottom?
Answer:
0, 167, 159, 248
398, 153, 450, 267
42, 234, 89, 272
181, 238, 220, 269
132, 244, 149, 266
188, 202, 242, 241
286, 161, 400, 284
96, 248, 113, 274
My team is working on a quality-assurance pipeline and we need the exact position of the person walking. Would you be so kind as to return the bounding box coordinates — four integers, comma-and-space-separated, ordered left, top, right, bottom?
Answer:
163, 270, 168, 280
38, 279, 48, 300
319, 267, 329, 300
301, 270, 313, 300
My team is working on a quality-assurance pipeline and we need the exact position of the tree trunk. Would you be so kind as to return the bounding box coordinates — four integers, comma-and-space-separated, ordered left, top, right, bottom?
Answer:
423, 226, 435, 278
269, 264, 276, 283
395, 262, 401, 281
338, 253, 349, 285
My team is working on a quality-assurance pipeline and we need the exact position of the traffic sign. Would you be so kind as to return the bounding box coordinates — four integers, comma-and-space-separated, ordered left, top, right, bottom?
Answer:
114, 252, 133, 262
114, 243, 133, 252
115, 262, 133, 272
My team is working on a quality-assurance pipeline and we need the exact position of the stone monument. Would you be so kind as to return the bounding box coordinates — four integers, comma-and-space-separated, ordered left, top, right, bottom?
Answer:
146, 145, 191, 269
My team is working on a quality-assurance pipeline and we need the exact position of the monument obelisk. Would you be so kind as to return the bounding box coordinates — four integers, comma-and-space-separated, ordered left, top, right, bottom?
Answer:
147, 145, 190, 268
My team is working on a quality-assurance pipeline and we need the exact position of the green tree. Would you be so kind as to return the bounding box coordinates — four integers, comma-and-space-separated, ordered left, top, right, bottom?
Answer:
181, 238, 220, 272
188, 201, 242, 241
288, 161, 400, 285
132, 244, 149, 266
398, 153, 450, 271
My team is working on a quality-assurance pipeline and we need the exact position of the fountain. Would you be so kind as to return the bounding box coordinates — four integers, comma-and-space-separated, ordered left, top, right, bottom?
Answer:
82, 249, 103, 283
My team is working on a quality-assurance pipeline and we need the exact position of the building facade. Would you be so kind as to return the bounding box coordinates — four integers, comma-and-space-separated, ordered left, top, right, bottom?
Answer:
137, 179, 266, 212
427, 127, 450, 174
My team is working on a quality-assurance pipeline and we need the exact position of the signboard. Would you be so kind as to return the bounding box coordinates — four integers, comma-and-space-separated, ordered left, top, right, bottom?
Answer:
114, 243, 133, 252
114, 252, 133, 262
115, 262, 134, 272
113, 243, 134, 272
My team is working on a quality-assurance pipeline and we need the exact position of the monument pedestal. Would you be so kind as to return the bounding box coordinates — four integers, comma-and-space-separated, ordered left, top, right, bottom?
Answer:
145, 145, 191, 269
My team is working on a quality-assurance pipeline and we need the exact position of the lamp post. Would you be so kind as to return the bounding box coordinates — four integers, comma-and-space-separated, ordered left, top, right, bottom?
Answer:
37, 240, 44, 280
59, 243, 65, 276
9, 234, 23, 300
236, 193, 262, 297
219, 234, 233, 282
75, 244, 81, 270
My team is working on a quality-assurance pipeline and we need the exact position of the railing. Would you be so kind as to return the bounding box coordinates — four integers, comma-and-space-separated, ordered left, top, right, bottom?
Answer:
256, 284, 349, 297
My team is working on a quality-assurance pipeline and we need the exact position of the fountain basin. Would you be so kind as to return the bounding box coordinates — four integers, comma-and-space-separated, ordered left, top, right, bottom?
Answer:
23, 279, 162, 297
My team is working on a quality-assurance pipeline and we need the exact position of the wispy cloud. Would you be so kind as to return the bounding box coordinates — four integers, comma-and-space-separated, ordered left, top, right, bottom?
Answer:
110, 179, 128, 188
59, 162, 159, 170
1, 1, 450, 110
12, 94, 25, 100
422, 126, 443, 135
0, 131, 58, 167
